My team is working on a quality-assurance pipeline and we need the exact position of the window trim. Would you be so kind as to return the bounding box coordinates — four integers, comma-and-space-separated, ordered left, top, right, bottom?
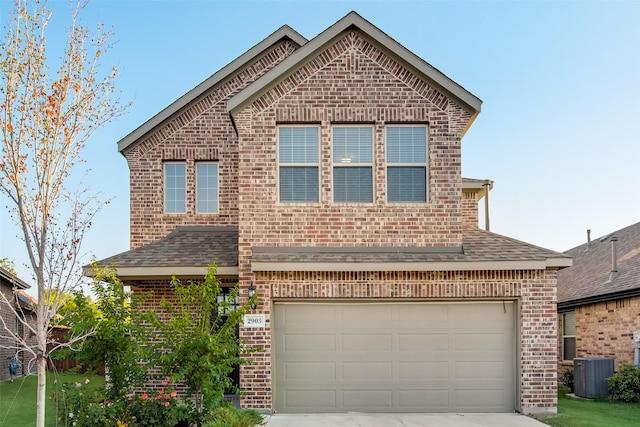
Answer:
332, 125, 374, 203
196, 162, 219, 214
164, 161, 187, 214
277, 125, 321, 203
562, 310, 576, 361
385, 125, 428, 203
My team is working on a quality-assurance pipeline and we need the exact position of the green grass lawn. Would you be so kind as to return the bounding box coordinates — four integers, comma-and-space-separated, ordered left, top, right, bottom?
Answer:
0, 371, 104, 427
534, 388, 640, 427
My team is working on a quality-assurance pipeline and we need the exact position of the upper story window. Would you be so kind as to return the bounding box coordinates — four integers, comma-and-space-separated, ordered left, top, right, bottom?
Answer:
196, 163, 219, 214
386, 126, 427, 203
562, 311, 576, 361
278, 126, 319, 203
164, 162, 186, 213
332, 126, 373, 203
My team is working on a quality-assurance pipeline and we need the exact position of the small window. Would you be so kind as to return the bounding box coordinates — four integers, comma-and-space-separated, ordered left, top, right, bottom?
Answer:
333, 126, 373, 203
278, 126, 319, 202
386, 126, 427, 202
563, 311, 576, 361
164, 162, 186, 213
196, 163, 219, 214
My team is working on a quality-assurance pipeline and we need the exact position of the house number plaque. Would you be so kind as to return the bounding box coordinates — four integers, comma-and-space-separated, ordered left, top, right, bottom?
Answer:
244, 314, 266, 328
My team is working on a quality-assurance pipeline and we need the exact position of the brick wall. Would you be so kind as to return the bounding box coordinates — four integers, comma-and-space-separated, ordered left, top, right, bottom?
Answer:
239, 269, 557, 414
558, 297, 640, 375
462, 190, 479, 227
124, 40, 300, 249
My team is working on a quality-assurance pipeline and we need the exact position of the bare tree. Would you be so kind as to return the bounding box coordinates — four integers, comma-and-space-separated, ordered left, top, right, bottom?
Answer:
0, 1, 127, 425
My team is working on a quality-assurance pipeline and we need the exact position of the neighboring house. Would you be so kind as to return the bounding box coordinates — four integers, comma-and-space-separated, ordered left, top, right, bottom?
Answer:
557, 222, 640, 375
0, 266, 37, 381
92, 12, 571, 415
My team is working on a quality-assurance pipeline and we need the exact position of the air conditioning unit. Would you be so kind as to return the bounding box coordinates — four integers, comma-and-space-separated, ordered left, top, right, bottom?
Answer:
573, 358, 614, 398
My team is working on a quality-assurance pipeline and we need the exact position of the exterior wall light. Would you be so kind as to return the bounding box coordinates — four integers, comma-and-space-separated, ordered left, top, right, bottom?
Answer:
248, 281, 257, 309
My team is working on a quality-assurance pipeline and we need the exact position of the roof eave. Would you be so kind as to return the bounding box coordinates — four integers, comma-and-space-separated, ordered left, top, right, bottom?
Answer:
558, 287, 640, 311
252, 258, 570, 272
227, 11, 481, 118
82, 265, 239, 279
117, 25, 308, 154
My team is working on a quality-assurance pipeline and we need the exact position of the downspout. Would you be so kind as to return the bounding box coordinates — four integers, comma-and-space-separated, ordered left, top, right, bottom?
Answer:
483, 180, 491, 232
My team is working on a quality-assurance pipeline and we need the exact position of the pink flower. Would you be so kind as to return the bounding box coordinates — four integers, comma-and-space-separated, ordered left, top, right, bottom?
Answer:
140, 393, 148, 400
75, 383, 81, 388
164, 394, 171, 400
85, 379, 90, 385
170, 391, 177, 397
164, 402, 170, 407
162, 381, 168, 386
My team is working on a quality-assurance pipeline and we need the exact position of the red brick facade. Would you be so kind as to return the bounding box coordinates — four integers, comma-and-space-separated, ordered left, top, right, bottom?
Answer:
117, 15, 561, 415
558, 297, 640, 375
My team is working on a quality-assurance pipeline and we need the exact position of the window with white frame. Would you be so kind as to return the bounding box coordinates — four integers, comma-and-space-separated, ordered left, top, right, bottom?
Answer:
196, 162, 219, 214
278, 126, 319, 203
164, 162, 186, 213
333, 126, 373, 203
386, 126, 427, 203
563, 311, 576, 361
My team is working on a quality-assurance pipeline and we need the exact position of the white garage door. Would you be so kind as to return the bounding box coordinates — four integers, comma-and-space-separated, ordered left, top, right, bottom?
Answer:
273, 302, 515, 413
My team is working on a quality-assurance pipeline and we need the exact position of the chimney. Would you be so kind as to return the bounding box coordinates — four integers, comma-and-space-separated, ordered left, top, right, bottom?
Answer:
607, 236, 619, 282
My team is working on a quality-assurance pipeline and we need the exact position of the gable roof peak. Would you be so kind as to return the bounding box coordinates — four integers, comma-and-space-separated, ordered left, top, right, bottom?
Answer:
117, 24, 308, 154
227, 10, 482, 131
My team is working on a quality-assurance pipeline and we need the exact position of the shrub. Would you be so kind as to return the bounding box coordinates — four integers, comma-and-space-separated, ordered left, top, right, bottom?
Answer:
607, 364, 640, 403
204, 404, 264, 427
128, 390, 180, 427
55, 380, 127, 427
562, 368, 575, 393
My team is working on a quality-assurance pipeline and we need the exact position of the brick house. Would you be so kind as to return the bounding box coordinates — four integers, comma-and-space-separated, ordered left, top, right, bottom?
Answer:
95, 11, 571, 414
557, 221, 640, 376
0, 266, 37, 382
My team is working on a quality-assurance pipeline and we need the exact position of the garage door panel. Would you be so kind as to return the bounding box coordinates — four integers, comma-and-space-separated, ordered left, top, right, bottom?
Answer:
398, 389, 450, 409
274, 302, 515, 413
285, 390, 336, 409
398, 333, 449, 351
397, 304, 450, 325
280, 304, 337, 326
284, 361, 336, 380
284, 333, 335, 351
343, 361, 392, 379
341, 305, 393, 324
342, 333, 393, 351
398, 361, 449, 379
455, 361, 507, 379
454, 333, 507, 351
455, 389, 506, 410
342, 389, 393, 409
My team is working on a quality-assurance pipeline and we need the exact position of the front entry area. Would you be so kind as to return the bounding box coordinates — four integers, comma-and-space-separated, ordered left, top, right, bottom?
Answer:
273, 301, 516, 413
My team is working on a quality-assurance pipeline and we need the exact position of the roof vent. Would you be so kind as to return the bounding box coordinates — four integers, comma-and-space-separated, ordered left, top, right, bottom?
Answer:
607, 236, 619, 283
585, 229, 591, 250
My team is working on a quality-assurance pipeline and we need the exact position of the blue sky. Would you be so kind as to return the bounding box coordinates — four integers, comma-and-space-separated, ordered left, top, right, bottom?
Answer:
1, 0, 639, 287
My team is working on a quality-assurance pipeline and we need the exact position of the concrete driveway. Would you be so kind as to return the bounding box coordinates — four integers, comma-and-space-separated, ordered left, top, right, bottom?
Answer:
263, 413, 549, 427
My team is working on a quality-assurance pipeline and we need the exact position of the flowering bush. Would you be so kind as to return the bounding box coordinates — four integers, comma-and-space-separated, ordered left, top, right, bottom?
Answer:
128, 389, 181, 427
56, 380, 185, 427
55, 379, 127, 427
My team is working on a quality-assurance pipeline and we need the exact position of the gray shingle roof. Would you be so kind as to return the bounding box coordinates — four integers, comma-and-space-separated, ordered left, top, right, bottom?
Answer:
94, 226, 569, 275
95, 226, 239, 268
557, 221, 640, 307
253, 227, 569, 265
